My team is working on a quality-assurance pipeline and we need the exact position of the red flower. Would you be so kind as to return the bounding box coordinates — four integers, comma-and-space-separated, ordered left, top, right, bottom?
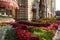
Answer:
16, 29, 32, 40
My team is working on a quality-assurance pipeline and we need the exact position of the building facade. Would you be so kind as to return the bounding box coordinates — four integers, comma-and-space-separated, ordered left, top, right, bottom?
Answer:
39, 0, 45, 18
39, 0, 56, 18
17, 0, 28, 21
44, 0, 56, 18
17, 0, 56, 21
17, 0, 40, 21
32, 0, 40, 20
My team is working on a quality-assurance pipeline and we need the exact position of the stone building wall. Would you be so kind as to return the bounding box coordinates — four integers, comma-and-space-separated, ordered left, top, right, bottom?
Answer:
17, 0, 28, 21
17, 0, 35, 21
45, 0, 56, 18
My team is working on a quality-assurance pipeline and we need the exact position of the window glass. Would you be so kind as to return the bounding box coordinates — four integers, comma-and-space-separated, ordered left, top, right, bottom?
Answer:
0, 8, 12, 17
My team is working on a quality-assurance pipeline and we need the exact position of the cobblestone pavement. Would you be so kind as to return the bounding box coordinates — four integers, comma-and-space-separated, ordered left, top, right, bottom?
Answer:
53, 25, 60, 40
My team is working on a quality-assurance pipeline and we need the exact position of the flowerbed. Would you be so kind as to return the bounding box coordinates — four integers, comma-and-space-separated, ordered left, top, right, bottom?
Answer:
0, 18, 60, 40
16, 23, 59, 40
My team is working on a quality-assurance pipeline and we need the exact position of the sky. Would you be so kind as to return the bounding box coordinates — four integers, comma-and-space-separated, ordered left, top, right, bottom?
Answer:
56, 0, 60, 11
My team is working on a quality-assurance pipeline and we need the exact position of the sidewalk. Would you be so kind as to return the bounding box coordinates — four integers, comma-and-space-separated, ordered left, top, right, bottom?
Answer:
53, 25, 60, 40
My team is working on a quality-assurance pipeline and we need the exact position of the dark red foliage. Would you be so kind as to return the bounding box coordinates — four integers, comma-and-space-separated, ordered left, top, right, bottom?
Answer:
21, 25, 27, 30
53, 23, 59, 30
16, 26, 40, 40
30, 36, 39, 40
41, 23, 50, 27
55, 22, 60, 25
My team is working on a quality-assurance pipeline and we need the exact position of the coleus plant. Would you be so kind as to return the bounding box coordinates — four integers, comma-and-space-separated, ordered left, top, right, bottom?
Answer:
26, 26, 54, 40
